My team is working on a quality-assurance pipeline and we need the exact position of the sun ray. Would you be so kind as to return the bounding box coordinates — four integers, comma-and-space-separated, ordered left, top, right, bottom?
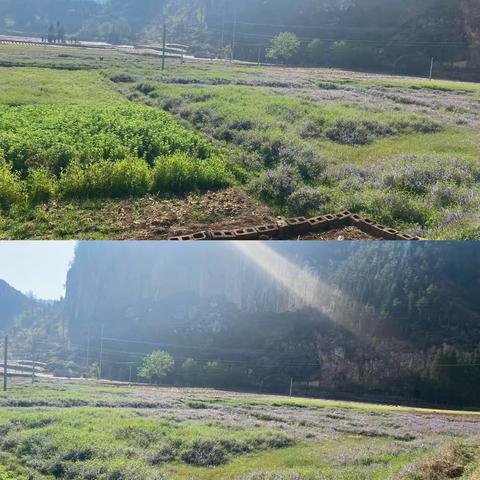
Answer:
231, 242, 339, 316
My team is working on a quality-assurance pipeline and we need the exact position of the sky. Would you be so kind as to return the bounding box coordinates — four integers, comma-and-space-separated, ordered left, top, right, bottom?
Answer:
0, 241, 77, 300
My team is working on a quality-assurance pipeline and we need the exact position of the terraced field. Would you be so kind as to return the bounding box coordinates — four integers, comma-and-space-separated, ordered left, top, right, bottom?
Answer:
0, 44, 479, 239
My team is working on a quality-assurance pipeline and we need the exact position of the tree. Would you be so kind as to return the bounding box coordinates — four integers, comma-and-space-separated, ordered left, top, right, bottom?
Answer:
266, 32, 301, 65
331, 41, 354, 67
181, 358, 200, 386
88, 362, 100, 379
57, 24, 66, 43
47, 24, 56, 43
223, 44, 233, 60
138, 350, 174, 384
307, 38, 324, 65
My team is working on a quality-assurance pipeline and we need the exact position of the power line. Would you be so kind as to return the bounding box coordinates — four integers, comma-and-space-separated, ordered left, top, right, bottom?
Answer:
179, 24, 469, 48
102, 337, 264, 354
10, 340, 480, 371
224, 21, 395, 31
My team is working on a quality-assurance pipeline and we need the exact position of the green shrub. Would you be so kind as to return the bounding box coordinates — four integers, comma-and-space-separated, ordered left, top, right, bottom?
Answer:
393, 118, 443, 135
287, 187, 330, 215
84, 160, 114, 198
367, 190, 434, 227
27, 167, 57, 204
326, 120, 372, 146
0, 104, 214, 173
152, 153, 230, 195
197, 157, 232, 191
180, 439, 228, 467
0, 157, 26, 210
111, 157, 153, 198
146, 443, 177, 465
299, 118, 326, 139
250, 164, 300, 206
136, 82, 156, 95
153, 154, 197, 195
58, 160, 87, 199
60, 158, 152, 199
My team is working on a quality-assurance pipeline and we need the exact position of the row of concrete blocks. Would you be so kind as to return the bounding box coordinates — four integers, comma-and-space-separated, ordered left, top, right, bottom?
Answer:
168, 211, 422, 241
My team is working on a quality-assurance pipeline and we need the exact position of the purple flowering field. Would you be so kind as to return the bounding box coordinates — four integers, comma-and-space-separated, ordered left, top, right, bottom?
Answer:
0, 380, 478, 479
0, 45, 479, 239
133, 62, 480, 239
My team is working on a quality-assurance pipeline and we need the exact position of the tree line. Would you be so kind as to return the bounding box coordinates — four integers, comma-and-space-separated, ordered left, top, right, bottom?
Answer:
2, 0, 478, 77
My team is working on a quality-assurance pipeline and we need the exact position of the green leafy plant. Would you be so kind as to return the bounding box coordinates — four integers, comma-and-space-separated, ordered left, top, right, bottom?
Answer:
111, 157, 152, 198
138, 351, 174, 384
0, 157, 26, 211
266, 32, 301, 65
27, 166, 57, 204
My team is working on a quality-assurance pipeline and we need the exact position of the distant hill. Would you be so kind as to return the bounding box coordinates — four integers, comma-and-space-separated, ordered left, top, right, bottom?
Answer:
0, 0, 101, 34
0, 279, 31, 331
0, 279, 64, 339
0, 0, 478, 75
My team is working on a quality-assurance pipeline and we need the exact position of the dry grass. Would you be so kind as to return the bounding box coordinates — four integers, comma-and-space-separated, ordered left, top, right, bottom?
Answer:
402, 443, 479, 480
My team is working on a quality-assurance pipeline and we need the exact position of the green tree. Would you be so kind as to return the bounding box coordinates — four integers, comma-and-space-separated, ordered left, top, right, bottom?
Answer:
138, 350, 174, 384
431, 347, 460, 404
223, 44, 233, 60
47, 24, 56, 43
331, 41, 354, 67
307, 38, 324, 65
203, 361, 226, 388
57, 24, 66, 43
266, 32, 301, 65
88, 362, 100, 379
181, 358, 200, 386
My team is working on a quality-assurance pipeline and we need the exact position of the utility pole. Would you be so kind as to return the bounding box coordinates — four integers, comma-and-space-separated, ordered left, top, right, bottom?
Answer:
99, 324, 105, 379
162, 23, 167, 71
429, 57, 434, 80
231, 6, 237, 61
257, 46, 262, 65
3, 336, 7, 392
289, 377, 294, 397
86, 325, 91, 372
129, 365, 132, 386
31, 337, 35, 384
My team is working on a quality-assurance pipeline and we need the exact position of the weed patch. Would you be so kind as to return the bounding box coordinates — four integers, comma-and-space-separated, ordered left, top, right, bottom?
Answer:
401, 443, 478, 480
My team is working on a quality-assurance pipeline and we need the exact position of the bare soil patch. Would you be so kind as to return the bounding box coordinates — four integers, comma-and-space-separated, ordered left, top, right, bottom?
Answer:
119, 188, 277, 240
300, 226, 377, 240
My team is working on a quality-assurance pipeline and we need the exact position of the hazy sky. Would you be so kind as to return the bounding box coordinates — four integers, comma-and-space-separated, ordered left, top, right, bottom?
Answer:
0, 241, 77, 300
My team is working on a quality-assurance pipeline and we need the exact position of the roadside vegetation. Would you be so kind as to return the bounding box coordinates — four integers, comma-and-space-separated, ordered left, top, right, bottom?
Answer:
0, 381, 478, 480
0, 45, 479, 238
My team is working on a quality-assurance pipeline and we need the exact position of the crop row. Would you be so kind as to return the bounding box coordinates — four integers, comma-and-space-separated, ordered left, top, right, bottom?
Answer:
0, 104, 231, 209
0, 154, 231, 210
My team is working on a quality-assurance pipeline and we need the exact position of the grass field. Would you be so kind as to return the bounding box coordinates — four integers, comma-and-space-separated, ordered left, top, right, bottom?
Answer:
0, 44, 479, 239
0, 381, 478, 480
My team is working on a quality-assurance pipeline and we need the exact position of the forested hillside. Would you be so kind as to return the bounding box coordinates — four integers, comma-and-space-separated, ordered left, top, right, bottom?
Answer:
0, 279, 31, 330
61, 242, 480, 406
0, 0, 479, 76
1, 243, 479, 405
